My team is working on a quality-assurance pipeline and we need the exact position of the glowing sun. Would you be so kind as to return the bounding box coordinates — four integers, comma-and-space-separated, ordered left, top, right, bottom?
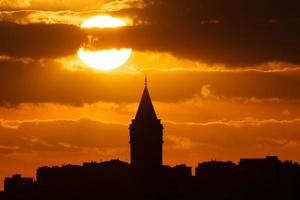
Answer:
78, 16, 132, 71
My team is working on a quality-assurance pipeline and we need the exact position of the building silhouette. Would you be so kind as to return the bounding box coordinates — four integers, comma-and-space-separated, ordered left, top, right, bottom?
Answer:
2, 80, 300, 200
4, 175, 34, 197
129, 76, 163, 171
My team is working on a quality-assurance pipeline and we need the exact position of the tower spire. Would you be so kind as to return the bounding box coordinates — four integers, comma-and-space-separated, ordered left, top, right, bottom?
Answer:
134, 77, 157, 121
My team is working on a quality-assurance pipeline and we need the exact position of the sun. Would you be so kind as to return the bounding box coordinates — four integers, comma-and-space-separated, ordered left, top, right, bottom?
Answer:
78, 16, 132, 71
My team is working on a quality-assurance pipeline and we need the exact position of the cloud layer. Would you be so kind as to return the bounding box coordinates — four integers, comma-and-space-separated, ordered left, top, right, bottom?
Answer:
0, 22, 85, 58
1, 0, 300, 66
1, 117, 300, 159
1, 58, 300, 105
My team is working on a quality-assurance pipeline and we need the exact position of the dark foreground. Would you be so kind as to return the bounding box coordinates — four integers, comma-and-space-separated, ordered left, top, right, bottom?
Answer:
1, 156, 300, 200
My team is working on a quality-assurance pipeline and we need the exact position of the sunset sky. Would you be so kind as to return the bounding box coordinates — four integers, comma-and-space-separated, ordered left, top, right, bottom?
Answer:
1, 0, 300, 189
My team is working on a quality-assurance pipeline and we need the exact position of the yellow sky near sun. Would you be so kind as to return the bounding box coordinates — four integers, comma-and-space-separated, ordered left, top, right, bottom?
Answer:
0, 0, 131, 11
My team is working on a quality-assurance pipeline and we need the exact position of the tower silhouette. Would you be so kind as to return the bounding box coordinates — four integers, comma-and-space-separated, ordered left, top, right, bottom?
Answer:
129, 76, 163, 171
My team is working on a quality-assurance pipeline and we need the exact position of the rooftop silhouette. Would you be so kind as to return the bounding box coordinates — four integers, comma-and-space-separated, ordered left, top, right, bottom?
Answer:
2, 82, 300, 200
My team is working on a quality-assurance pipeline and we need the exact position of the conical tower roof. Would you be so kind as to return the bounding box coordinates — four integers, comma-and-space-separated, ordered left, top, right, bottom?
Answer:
134, 77, 157, 121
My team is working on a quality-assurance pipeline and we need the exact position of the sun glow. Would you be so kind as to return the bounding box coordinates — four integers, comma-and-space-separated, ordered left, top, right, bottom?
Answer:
78, 16, 132, 71
80, 15, 127, 28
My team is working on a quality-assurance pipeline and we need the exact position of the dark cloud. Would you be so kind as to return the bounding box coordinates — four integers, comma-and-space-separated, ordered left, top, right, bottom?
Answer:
103, 0, 300, 66
1, 117, 300, 163
88, 22, 300, 66
0, 22, 85, 59
0, 59, 148, 105
0, 118, 128, 154
127, 0, 300, 23
165, 119, 300, 162
1, 59, 300, 105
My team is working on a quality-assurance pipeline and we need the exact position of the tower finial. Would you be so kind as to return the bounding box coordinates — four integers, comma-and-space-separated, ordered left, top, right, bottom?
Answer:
145, 73, 147, 87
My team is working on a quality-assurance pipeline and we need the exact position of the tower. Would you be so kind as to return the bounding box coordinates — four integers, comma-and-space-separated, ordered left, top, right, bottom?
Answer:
129, 76, 163, 170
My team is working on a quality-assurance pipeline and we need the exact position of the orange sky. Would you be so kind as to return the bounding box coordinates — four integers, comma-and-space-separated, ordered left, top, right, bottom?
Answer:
1, 0, 300, 190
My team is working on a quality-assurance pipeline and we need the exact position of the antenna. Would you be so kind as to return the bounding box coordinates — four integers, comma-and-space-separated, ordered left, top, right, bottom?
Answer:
145, 73, 147, 87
